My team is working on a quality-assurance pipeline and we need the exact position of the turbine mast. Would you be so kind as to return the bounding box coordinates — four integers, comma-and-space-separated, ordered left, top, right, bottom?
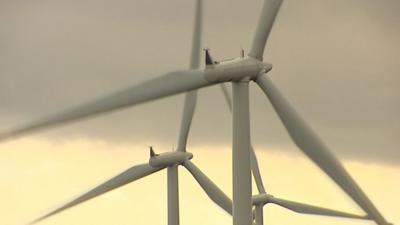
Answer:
168, 165, 180, 225
232, 80, 252, 225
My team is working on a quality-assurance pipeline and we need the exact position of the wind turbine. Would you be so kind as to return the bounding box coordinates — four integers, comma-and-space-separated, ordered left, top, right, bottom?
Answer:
23, 1, 376, 224
0, 0, 392, 225
26, 1, 232, 224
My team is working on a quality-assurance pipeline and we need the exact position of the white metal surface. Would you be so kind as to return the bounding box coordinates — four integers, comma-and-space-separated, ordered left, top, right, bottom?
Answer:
218, 82, 266, 194
252, 193, 368, 221
204, 57, 271, 83
177, 0, 203, 152
248, 0, 283, 60
168, 166, 180, 225
232, 81, 252, 225
255, 205, 264, 225
149, 151, 193, 168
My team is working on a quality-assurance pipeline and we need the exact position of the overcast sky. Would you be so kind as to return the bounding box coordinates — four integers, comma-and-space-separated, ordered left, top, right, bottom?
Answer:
0, 0, 399, 164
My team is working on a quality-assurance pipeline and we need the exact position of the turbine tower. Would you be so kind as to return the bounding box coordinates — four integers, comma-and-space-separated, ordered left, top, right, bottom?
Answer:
0, 1, 392, 225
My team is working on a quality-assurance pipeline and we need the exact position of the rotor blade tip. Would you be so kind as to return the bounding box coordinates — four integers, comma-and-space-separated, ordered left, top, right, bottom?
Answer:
27, 216, 46, 225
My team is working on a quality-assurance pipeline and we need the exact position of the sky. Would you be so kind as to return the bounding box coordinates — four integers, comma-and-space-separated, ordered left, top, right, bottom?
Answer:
0, 139, 399, 225
0, 0, 399, 224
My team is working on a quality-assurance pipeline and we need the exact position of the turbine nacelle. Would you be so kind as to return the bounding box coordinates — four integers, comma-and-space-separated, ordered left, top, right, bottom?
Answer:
203, 48, 272, 83
204, 56, 272, 83
149, 147, 193, 168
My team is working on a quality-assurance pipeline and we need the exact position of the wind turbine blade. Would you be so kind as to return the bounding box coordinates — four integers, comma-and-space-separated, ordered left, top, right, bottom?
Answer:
177, 92, 197, 151
248, 0, 283, 60
29, 163, 164, 224
1, 70, 211, 142
256, 74, 389, 225
250, 145, 266, 194
268, 196, 369, 220
220, 84, 232, 112
219, 83, 266, 194
188, 0, 202, 70
177, 0, 202, 151
255, 204, 264, 225
183, 160, 232, 215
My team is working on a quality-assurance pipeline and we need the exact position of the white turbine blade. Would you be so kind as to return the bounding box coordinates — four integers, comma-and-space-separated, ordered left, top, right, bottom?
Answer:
29, 163, 164, 224
249, 145, 266, 194
220, 84, 232, 112
248, 0, 283, 60
256, 74, 389, 225
254, 204, 264, 225
188, 0, 202, 70
268, 196, 369, 220
177, 92, 197, 151
183, 160, 232, 215
1, 69, 211, 142
219, 83, 266, 194
176, 0, 202, 151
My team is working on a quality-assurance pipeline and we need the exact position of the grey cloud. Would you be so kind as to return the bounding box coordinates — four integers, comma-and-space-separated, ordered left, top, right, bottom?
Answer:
0, 0, 399, 164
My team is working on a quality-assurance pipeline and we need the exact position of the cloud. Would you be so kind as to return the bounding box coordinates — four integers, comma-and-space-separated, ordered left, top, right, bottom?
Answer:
0, 0, 399, 163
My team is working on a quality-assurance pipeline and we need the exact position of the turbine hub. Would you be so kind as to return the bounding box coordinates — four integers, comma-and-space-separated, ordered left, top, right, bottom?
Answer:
252, 193, 274, 205
261, 62, 273, 73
